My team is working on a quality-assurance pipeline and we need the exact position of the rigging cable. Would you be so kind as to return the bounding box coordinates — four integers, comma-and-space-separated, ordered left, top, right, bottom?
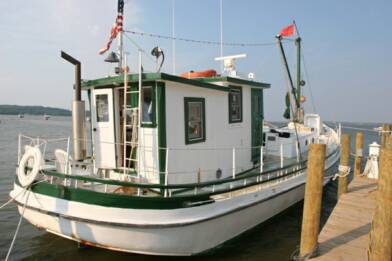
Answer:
293, 21, 317, 114
301, 53, 317, 113
122, 32, 156, 64
124, 29, 288, 47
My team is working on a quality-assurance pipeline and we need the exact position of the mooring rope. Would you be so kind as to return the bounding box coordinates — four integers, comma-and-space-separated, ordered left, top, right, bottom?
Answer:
5, 188, 31, 261
290, 244, 319, 261
332, 165, 351, 180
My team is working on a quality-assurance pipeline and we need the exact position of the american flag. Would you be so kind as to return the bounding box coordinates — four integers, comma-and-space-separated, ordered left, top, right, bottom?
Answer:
99, 0, 124, 55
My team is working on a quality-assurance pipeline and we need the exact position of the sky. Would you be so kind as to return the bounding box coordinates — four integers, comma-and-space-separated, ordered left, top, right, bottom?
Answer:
0, 0, 391, 123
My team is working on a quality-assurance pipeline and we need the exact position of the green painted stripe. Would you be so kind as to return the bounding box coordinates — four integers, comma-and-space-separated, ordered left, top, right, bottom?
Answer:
81, 73, 230, 93
17, 178, 210, 210
157, 82, 167, 193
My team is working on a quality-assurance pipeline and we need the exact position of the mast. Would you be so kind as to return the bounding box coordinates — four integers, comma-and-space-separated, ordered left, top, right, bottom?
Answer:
296, 37, 301, 110
276, 35, 298, 121
295, 37, 303, 122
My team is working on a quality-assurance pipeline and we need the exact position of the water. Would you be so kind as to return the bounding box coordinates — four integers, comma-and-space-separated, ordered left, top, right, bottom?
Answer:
0, 115, 381, 260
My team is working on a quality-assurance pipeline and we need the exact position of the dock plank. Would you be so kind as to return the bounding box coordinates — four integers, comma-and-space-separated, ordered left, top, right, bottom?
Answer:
311, 176, 378, 261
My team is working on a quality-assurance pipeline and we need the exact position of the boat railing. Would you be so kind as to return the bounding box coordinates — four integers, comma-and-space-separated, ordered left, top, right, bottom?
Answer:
16, 134, 340, 198
17, 134, 71, 168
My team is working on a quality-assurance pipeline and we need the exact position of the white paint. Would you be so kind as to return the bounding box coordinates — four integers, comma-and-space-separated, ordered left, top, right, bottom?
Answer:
304, 114, 322, 136
165, 81, 254, 184
91, 88, 116, 169
10, 142, 340, 256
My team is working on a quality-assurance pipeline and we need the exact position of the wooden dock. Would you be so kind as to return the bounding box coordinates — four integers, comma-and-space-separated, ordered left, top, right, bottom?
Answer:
312, 176, 378, 260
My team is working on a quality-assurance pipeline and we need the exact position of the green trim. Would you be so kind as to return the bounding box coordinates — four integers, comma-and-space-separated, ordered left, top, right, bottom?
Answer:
87, 90, 94, 158
19, 179, 210, 210
157, 82, 167, 188
228, 85, 243, 124
196, 76, 270, 89
184, 97, 206, 145
111, 88, 118, 168
251, 89, 264, 162
82, 73, 230, 93
140, 85, 157, 128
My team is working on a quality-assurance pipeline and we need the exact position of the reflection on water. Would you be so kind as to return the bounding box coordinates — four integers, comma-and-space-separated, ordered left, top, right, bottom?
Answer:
0, 116, 380, 260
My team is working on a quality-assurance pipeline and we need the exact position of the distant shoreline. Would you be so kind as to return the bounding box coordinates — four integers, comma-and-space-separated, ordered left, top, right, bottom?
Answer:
0, 105, 71, 116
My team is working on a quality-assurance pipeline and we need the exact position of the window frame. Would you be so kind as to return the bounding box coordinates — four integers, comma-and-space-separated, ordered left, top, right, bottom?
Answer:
184, 97, 206, 145
140, 85, 157, 128
96, 94, 110, 123
228, 85, 243, 123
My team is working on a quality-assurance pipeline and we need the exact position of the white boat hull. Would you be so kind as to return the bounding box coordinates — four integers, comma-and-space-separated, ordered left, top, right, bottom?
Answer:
11, 150, 339, 256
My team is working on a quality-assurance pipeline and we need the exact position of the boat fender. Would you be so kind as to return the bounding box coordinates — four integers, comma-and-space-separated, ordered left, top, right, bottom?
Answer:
18, 147, 42, 187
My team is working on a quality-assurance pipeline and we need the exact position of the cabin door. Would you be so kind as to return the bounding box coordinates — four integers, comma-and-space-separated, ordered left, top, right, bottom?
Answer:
251, 89, 263, 162
91, 89, 117, 169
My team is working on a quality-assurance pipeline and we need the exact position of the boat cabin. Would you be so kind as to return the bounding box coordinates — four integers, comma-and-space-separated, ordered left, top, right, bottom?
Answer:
82, 73, 270, 185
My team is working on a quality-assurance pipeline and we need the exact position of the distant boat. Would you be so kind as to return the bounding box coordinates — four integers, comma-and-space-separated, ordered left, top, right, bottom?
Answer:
18, 114, 24, 118
44, 114, 50, 120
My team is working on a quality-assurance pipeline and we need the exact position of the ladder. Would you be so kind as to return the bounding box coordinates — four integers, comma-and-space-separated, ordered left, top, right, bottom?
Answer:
122, 54, 142, 174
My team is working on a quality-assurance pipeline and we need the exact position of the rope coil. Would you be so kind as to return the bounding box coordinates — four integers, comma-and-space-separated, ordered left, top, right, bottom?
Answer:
332, 165, 351, 180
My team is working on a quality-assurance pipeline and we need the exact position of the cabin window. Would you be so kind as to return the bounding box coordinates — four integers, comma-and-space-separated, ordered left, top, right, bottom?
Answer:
184, 97, 206, 144
228, 86, 242, 123
141, 86, 156, 127
96, 94, 109, 122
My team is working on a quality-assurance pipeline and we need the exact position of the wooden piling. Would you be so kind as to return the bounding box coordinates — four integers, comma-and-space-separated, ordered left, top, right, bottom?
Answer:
380, 123, 391, 148
338, 134, 350, 197
354, 132, 363, 176
299, 144, 326, 258
385, 135, 392, 150
368, 147, 392, 261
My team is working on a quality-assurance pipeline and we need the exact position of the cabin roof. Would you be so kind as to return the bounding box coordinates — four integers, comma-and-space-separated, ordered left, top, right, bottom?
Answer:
81, 72, 270, 92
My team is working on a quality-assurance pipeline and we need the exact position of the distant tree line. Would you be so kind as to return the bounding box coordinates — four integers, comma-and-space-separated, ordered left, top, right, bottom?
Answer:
0, 105, 71, 116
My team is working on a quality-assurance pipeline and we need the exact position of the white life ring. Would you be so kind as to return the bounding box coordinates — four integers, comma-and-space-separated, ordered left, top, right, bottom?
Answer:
18, 147, 42, 187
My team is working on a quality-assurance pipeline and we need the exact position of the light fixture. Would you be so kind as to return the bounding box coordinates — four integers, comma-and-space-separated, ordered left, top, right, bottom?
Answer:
151, 46, 165, 72
104, 52, 120, 63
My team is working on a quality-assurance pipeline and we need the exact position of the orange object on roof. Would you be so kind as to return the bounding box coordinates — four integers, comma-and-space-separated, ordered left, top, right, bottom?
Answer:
180, 69, 217, 79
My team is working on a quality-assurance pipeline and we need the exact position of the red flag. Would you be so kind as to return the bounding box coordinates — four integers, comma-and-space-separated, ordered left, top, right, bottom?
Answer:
278, 24, 295, 37
99, 24, 118, 55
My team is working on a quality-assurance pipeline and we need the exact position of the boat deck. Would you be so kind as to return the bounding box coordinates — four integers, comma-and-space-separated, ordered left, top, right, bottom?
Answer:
311, 176, 378, 261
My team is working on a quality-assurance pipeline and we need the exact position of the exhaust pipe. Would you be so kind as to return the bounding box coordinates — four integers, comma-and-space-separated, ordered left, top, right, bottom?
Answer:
61, 51, 86, 161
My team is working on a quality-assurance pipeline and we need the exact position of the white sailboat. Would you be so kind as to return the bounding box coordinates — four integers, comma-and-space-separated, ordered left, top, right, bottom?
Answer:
10, 1, 340, 256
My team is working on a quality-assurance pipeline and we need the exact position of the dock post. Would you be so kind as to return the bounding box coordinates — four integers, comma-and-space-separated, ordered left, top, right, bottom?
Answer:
386, 135, 392, 150
338, 134, 350, 197
299, 143, 326, 258
354, 132, 363, 176
380, 123, 391, 148
369, 146, 392, 261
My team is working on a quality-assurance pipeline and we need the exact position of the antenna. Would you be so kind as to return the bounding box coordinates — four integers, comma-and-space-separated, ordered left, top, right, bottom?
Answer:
172, 0, 176, 74
220, 0, 223, 73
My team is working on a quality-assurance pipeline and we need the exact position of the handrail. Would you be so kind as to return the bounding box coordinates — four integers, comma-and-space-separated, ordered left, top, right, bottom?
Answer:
39, 147, 339, 192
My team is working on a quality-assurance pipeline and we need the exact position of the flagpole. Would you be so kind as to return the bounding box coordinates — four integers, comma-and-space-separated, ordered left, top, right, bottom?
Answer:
117, 0, 124, 70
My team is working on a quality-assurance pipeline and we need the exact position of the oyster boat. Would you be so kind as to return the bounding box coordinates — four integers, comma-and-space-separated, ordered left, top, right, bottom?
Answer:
10, 2, 340, 256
